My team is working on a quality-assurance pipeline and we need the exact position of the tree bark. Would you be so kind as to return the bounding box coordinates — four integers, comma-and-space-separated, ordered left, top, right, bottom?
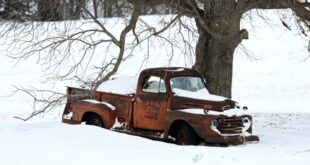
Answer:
194, 1, 243, 98
194, 31, 235, 98
92, 0, 98, 18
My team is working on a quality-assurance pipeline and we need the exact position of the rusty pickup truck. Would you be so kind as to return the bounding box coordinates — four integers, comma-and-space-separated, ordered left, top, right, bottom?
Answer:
62, 67, 259, 145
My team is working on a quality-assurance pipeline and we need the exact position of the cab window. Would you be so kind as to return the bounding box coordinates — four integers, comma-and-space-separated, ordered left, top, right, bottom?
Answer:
142, 76, 166, 93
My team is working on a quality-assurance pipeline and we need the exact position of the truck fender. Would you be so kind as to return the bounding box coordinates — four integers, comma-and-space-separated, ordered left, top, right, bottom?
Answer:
164, 120, 199, 140
74, 101, 117, 129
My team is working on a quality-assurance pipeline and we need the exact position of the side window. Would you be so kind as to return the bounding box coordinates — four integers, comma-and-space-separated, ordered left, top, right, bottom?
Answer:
142, 76, 166, 93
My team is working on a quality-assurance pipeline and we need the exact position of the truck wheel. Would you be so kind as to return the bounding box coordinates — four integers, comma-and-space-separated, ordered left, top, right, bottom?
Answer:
85, 114, 104, 128
176, 123, 200, 145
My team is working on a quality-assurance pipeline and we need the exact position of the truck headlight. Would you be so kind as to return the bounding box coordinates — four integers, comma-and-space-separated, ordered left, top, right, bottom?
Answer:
210, 119, 218, 129
242, 117, 251, 131
243, 106, 248, 111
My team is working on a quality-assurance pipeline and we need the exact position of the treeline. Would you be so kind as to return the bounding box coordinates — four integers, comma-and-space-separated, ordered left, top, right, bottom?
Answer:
0, 0, 173, 21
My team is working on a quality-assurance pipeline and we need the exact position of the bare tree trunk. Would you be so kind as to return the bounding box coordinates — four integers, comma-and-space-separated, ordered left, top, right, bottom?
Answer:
69, 0, 74, 18
194, 1, 242, 98
93, 0, 98, 18
73, 0, 84, 19
194, 29, 235, 98
67, 0, 85, 20
114, 0, 122, 17
103, 0, 113, 17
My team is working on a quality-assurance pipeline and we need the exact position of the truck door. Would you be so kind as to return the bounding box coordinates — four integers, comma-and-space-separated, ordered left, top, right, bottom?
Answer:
134, 76, 167, 131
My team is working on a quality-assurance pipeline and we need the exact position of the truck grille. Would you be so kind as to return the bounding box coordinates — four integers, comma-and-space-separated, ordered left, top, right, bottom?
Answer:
218, 117, 243, 134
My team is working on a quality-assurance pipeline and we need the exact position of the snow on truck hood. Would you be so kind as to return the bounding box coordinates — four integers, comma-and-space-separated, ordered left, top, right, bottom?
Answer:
173, 88, 227, 102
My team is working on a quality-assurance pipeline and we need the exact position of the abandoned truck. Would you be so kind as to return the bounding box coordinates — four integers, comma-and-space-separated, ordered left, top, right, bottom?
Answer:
62, 67, 259, 145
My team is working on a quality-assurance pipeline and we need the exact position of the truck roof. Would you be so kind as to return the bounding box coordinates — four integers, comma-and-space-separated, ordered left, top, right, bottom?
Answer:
140, 67, 202, 78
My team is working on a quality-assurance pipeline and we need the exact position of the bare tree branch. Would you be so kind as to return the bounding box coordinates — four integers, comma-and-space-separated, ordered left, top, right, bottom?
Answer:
11, 86, 66, 121
92, 1, 142, 89
245, 0, 310, 21
82, 6, 120, 46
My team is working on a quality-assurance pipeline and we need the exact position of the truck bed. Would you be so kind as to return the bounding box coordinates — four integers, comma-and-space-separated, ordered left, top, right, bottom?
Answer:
63, 87, 134, 124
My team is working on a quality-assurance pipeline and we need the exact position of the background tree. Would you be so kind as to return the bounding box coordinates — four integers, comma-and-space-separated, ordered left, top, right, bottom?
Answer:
36, 0, 63, 21
68, 0, 85, 19
145, 0, 310, 98
0, 0, 174, 21
0, 0, 32, 21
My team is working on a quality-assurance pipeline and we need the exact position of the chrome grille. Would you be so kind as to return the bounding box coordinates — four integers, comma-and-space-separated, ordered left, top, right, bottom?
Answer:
218, 117, 243, 134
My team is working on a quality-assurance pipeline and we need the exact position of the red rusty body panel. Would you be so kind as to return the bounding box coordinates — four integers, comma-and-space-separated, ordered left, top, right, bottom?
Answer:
133, 92, 167, 130
171, 96, 236, 112
62, 67, 259, 145
97, 92, 133, 124
74, 101, 116, 129
63, 87, 133, 127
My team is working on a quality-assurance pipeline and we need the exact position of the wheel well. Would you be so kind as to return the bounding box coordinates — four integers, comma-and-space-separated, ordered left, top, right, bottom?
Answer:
169, 120, 191, 138
82, 112, 102, 122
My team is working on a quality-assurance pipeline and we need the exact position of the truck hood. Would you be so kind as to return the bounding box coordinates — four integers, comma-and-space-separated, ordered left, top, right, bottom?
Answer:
171, 95, 236, 112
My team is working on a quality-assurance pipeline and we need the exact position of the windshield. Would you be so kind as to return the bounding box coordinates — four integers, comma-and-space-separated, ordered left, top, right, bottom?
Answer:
170, 76, 227, 101
170, 76, 206, 92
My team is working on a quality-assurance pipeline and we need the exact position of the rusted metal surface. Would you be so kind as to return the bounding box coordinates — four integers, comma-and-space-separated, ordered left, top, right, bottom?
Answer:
171, 96, 236, 112
73, 101, 116, 129
133, 92, 167, 130
62, 67, 259, 145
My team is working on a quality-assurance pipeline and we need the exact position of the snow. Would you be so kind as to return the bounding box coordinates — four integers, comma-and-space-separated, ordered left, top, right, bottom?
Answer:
112, 118, 123, 128
0, 113, 310, 165
177, 108, 247, 117
173, 88, 227, 102
63, 112, 73, 119
165, 68, 185, 72
82, 99, 116, 111
97, 76, 137, 95
1, 12, 310, 165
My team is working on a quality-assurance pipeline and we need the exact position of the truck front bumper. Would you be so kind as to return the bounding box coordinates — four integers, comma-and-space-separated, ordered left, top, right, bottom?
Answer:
205, 135, 259, 145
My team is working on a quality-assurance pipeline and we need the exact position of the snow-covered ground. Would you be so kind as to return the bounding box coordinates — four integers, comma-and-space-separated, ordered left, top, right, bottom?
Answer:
0, 113, 309, 165
1, 12, 310, 164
